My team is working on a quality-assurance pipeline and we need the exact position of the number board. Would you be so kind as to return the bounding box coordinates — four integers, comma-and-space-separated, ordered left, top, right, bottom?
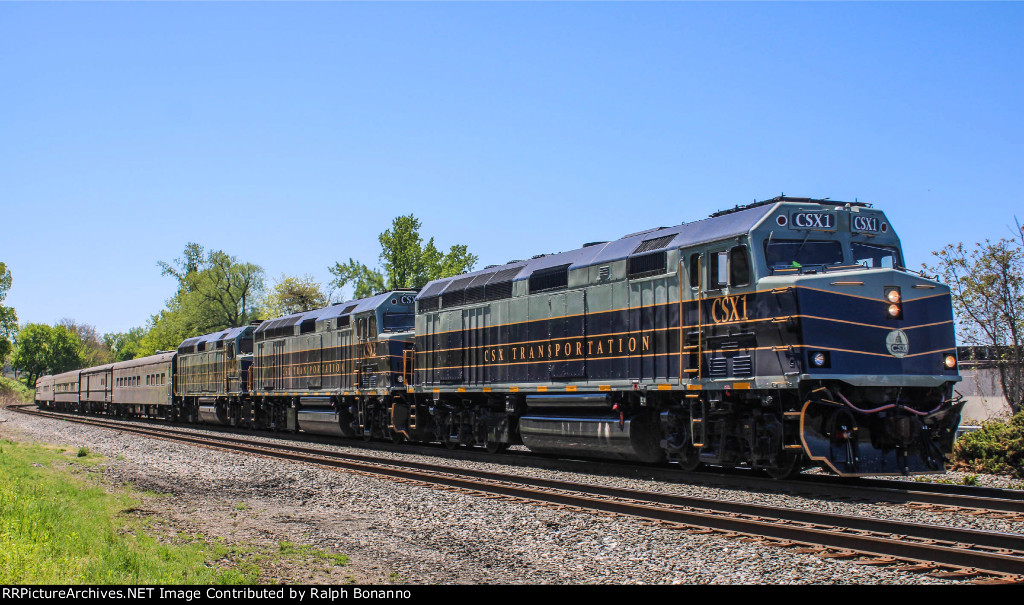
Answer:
790, 212, 836, 231
851, 215, 881, 233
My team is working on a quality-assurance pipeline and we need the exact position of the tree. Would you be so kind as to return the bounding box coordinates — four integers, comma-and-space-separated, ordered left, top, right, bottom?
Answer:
262, 274, 329, 318
329, 215, 478, 298
926, 219, 1024, 414
103, 327, 145, 362
59, 318, 113, 368
10, 323, 80, 387
158, 242, 206, 293
327, 260, 386, 300
139, 244, 265, 357
0, 262, 16, 364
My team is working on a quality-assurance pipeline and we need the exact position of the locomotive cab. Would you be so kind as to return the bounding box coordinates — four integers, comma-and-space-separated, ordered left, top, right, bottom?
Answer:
689, 200, 963, 476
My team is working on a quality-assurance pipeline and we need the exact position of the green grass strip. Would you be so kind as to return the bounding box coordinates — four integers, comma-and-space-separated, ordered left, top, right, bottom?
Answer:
0, 439, 254, 584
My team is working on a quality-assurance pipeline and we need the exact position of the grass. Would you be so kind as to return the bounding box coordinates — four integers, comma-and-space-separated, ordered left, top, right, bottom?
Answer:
277, 540, 351, 567
0, 438, 353, 584
0, 377, 33, 405
0, 438, 254, 584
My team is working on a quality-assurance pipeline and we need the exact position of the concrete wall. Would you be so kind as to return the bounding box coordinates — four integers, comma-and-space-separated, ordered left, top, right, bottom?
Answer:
957, 367, 1013, 421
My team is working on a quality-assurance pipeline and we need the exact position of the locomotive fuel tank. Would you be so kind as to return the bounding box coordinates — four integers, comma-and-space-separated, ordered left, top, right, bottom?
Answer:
519, 412, 664, 463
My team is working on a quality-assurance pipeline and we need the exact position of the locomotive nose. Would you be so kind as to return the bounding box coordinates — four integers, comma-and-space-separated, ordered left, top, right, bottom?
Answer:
784, 269, 959, 386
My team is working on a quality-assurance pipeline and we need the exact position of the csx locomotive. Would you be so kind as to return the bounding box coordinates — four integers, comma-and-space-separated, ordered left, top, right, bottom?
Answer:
35, 197, 964, 478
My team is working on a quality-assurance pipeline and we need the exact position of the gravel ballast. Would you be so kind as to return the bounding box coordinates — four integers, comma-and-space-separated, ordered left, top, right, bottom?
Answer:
2, 407, 1014, 585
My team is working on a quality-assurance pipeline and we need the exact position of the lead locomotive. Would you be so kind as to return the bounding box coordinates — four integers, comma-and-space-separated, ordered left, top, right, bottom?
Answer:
36, 197, 963, 478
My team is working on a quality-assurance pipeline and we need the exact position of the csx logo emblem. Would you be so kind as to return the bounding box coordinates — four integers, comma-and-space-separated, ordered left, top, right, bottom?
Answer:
710, 294, 749, 324
400, 295, 415, 304
792, 212, 835, 230
852, 216, 879, 232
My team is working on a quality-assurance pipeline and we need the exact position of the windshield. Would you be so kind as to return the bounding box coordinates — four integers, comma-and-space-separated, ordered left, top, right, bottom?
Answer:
383, 311, 414, 332
852, 243, 900, 269
764, 239, 844, 270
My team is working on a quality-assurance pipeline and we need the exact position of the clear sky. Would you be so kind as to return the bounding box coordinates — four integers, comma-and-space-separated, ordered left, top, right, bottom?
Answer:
1, 2, 1021, 335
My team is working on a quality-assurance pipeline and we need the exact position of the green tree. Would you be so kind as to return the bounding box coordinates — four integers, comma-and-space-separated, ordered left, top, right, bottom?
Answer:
103, 327, 145, 362
329, 215, 477, 298
926, 219, 1024, 414
11, 323, 81, 387
0, 262, 17, 363
262, 274, 329, 318
59, 319, 113, 368
327, 260, 386, 300
139, 245, 265, 357
157, 242, 206, 293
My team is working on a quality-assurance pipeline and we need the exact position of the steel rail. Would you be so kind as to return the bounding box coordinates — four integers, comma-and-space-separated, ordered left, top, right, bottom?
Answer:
13, 407, 1024, 578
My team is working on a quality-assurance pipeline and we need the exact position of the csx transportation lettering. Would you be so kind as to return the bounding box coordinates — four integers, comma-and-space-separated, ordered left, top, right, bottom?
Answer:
792, 212, 835, 229
710, 294, 749, 324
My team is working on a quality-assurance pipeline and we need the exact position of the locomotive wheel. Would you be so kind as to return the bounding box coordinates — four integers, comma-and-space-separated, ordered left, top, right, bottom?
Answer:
679, 446, 702, 472
764, 453, 802, 480
484, 440, 507, 454
442, 435, 461, 450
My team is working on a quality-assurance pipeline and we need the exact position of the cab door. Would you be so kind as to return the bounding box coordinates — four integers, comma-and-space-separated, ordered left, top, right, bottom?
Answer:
702, 243, 755, 380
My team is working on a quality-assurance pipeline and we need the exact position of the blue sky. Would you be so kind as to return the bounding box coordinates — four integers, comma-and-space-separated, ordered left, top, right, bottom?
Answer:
1, 2, 1021, 335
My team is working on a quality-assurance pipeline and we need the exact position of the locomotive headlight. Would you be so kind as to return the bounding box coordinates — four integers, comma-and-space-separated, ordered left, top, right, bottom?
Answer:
944, 355, 957, 369
812, 352, 827, 367
396, 374, 404, 383
884, 287, 903, 319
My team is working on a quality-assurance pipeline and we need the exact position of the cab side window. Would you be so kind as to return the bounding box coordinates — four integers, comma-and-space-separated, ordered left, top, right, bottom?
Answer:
730, 245, 750, 287
688, 253, 700, 288
710, 251, 729, 289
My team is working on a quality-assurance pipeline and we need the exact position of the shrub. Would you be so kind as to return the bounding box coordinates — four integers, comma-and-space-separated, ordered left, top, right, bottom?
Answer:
951, 412, 1024, 478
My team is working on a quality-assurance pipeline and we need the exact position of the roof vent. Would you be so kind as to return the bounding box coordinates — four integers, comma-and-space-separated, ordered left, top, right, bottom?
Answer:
632, 234, 676, 254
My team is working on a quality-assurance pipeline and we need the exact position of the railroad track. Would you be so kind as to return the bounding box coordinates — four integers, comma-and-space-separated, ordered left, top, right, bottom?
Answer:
10, 406, 1024, 583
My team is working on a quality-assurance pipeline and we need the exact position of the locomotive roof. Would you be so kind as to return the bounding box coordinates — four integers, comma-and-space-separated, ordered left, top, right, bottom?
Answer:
416, 201, 779, 300
253, 290, 417, 334
178, 325, 252, 351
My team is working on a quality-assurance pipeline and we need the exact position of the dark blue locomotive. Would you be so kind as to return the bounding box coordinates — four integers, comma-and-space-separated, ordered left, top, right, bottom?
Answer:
36, 197, 963, 478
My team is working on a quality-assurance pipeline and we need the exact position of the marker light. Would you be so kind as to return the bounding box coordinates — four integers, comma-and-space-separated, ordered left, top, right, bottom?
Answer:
812, 352, 827, 367
944, 355, 957, 369
888, 304, 902, 317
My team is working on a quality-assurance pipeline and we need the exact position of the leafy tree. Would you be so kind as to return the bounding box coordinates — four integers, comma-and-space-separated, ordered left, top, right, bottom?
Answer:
262, 274, 329, 318
327, 260, 386, 300
103, 327, 145, 362
0, 262, 16, 363
139, 244, 265, 356
926, 219, 1024, 414
329, 215, 477, 299
11, 323, 80, 387
59, 318, 113, 368
158, 242, 206, 293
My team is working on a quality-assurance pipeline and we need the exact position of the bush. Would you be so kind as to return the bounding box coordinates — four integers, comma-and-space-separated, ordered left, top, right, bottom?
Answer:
952, 412, 1024, 478
0, 376, 33, 405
